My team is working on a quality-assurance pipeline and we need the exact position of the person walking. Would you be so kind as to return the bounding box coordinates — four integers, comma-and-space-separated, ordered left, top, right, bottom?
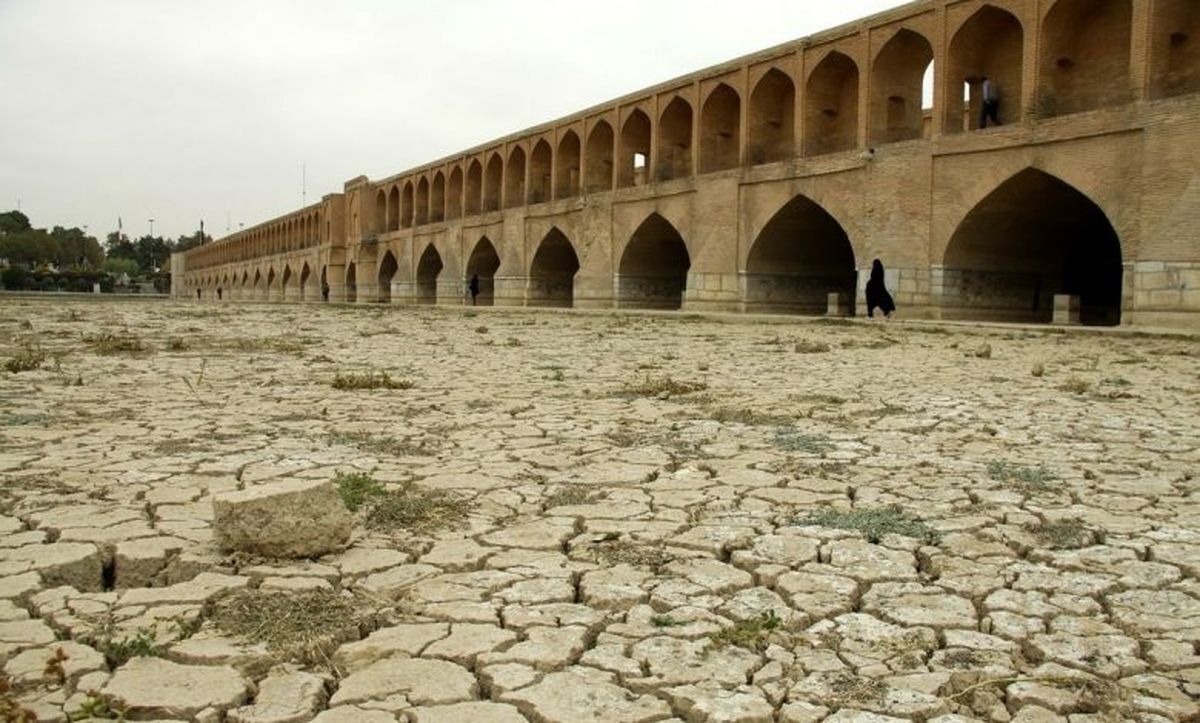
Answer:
865, 259, 896, 319
979, 76, 1000, 129
468, 274, 480, 305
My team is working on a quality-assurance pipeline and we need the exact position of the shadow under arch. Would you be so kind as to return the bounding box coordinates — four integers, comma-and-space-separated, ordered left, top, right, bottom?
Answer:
377, 251, 398, 303
465, 237, 500, 306
743, 195, 857, 315
417, 244, 443, 306
617, 213, 690, 310
528, 228, 580, 308
942, 168, 1123, 326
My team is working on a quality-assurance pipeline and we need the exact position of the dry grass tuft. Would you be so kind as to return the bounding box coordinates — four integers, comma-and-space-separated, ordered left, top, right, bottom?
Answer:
332, 370, 415, 391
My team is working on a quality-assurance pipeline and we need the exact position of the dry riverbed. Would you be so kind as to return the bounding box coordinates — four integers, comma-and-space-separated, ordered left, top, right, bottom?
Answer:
0, 298, 1198, 722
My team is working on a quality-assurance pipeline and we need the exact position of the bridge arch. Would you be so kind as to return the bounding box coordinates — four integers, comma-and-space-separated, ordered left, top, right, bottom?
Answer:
484, 153, 503, 212
1038, 0, 1132, 117
281, 265, 293, 300
267, 267, 277, 301
530, 139, 552, 204
466, 160, 483, 216
749, 68, 796, 165
466, 237, 500, 306
344, 262, 357, 303
743, 195, 857, 315
374, 190, 386, 234
805, 51, 860, 155
619, 109, 651, 188
870, 28, 934, 145
700, 83, 740, 173
448, 166, 464, 220
657, 97, 693, 181
586, 121, 615, 193
617, 213, 691, 310
431, 172, 446, 223
942, 168, 1123, 326
300, 263, 313, 302
401, 181, 415, 228
377, 250, 398, 303
416, 177, 430, 226
947, 5, 1024, 133
1151, 0, 1200, 99
417, 244, 444, 305
528, 227, 580, 308
556, 130, 581, 199
506, 146, 527, 208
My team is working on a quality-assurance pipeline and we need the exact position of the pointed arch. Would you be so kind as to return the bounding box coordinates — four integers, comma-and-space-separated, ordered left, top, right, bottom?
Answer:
299, 262, 312, 302
377, 251, 398, 303
465, 237, 501, 306
555, 131, 581, 199
585, 121, 615, 193
805, 51, 860, 155
401, 181, 415, 228
942, 168, 1123, 325
870, 28, 935, 144
1038, 0, 1132, 117
618, 110, 651, 188
431, 172, 446, 223
373, 190, 386, 234
657, 97, 694, 181
618, 213, 690, 310
448, 166, 465, 220
484, 154, 503, 212
416, 244, 443, 305
530, 140, 552, 204
344, 262, 358, 304
947, 5, 1024, 133
416, 177, 430, 226
505, 146, 526, 208
743, 195, 857, 315
1150, 0, 1200, 99
749, 68, 796, 164
528, 227, 580, 308
700, 84, 740, 173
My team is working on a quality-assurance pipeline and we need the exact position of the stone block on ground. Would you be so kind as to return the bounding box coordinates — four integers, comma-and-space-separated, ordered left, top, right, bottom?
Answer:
212, 479, 351, 558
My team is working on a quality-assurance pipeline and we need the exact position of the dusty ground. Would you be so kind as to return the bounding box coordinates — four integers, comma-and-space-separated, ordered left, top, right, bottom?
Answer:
0, 298, 1198, 722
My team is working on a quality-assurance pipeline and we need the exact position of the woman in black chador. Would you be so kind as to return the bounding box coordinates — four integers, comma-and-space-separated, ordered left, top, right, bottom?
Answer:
865, 259, 896, 318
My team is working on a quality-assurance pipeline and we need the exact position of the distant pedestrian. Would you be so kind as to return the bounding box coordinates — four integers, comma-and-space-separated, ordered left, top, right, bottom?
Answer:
468, 274, 480, 305
865, 259, 895, 319
979, 76, 1000, 129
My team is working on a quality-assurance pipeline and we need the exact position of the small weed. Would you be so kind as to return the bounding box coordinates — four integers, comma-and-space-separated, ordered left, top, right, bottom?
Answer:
1031, 363, 1045, 377
210, 589, 379, 667
366, 481, 475, 533
794, 339, 832, 354
619, 375, 708, 398
43, 647, 69, 685
546, 368, 566, 383
230, 336, 309, 355
826, 672, 888, 706
87, 332, 151, 356
1101, 377, 1132, 388
705, 406, 793, 427
650, 615, 685, 628
505, 337, 522, 347
796, 505, 941, 544
987, 461, 1057, 493
1058, 377, 1092, 394
165, 337, 190, 352
332, 370, 414, 391
334, 471, 387, 512
475, 325, 489, 334
326, 431, 433, 458
544, 487, 604, 508
773, 427, 833, 454
708, 610, 784, 652
4, 345, 46, 373
67, 692, 125, 721
2, 676, 37, 721
95, 629, 166, 668
1027, 518, 1092, 550
584, 540, 675, 571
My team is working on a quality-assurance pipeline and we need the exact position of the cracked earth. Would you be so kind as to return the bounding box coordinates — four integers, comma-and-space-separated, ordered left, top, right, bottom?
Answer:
0, 299, 1198, 722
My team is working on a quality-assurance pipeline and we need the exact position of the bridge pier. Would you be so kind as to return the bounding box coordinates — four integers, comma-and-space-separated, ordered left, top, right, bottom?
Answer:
494, 276, 526, 307
389, 281, 416, 305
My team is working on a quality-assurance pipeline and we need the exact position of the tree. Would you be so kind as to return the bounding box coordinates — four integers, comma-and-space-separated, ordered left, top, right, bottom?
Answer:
105, 231, 137, 263
133, 235, 172, 272
0, 210, 31, 235
49, 226, 103, 268
102, 257, 139, 276
173, 231, 212, 254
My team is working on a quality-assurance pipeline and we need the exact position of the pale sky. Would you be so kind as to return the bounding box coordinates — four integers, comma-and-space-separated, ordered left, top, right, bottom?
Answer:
0, 0, 907, 242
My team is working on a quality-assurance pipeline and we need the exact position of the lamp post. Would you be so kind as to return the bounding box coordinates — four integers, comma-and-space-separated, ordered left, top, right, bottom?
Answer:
148, 218, 155, 238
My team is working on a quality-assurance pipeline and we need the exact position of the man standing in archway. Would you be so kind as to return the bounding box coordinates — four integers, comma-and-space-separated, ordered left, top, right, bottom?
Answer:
980, 76, 1000, 129
468, 274, 480, 305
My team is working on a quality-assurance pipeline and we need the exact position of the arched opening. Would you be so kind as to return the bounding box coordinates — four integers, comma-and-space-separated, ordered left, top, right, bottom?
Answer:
386, 186, 400, 230
466, 161, 483, 216
431, 172, 446, 223
416, 177, 430, 226
618, 214, 691, 310
749, 68, 796, 165
657, 97, 693, 181
484, 154, 503, 212
528, 228, 580, 308
320, 266, 330, 302
373, 191, 386, 234
401, 182, 415, 228
505, 147, 526, 209
700, 84, 740, 173
267, 268, 277, 300
744, 195, 857, 315
1151, 0, 1200, 99
947, 5, 1024, 133
1038, 0, 1133, 117
217, 287, 222, 300
942, 169, 1123, 325
585, 121, 615, 193
377, 251, 398, 303
344, 263, 357, 304
281, 266, 293, 298
529, 140, 552, 204
416, 245, 442, 305
618, 110, 651, 188
870, 29, 935, 145
300, 263, 312, 301
448, 167, 464, 220
465, 238, 500, 306
805, 51, 860, 155
555, 131, 581, 199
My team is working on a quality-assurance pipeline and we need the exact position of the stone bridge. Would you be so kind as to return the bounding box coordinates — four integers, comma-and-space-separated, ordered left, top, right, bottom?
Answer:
176, 0, 1200, 327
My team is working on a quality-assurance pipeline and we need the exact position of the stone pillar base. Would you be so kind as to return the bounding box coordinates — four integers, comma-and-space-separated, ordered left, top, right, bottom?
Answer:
1053, 294, 1081, 325
827, 292, 852, 317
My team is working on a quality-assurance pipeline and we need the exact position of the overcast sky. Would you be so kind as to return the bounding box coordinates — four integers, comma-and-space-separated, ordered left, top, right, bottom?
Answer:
0, 0, 906, 242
